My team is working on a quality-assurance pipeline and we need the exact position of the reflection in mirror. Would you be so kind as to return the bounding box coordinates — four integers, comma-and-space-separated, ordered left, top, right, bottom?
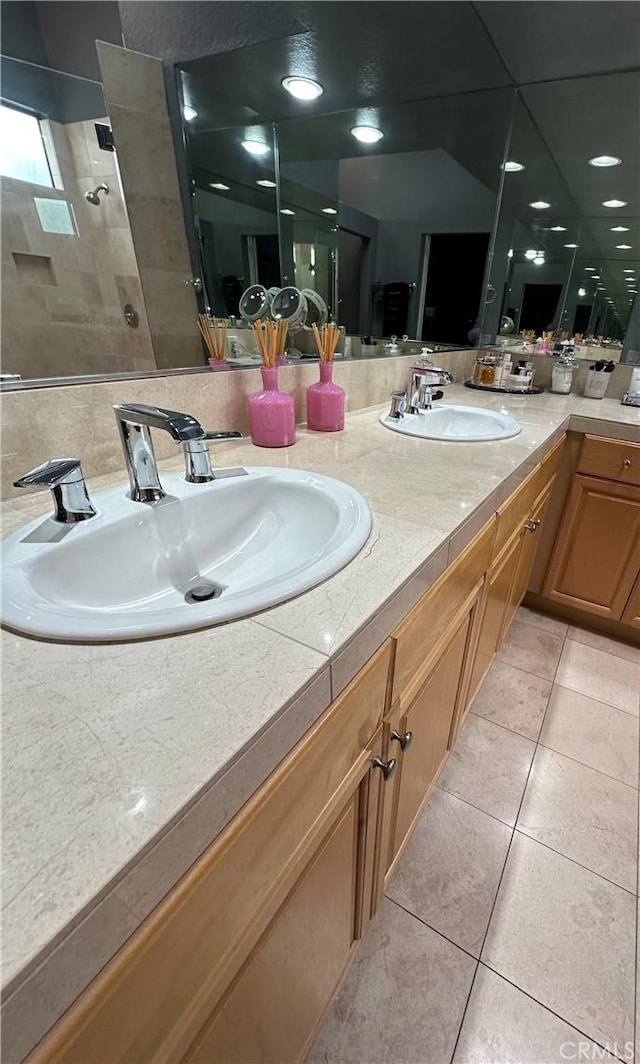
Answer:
278, 89, 515, 351
0, 56, 155, 381
487, 72, 639, 363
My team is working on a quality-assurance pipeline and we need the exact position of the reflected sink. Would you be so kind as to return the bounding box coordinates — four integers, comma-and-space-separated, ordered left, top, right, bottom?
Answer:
1, 468, 372, 642
380, 404, 521, 442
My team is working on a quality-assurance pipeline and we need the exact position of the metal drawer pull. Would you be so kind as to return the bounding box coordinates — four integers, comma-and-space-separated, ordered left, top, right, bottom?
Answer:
622, 459, 633, 469
525, 518, 541, 533
371, 756, 397, 780
390, 729, 413, 751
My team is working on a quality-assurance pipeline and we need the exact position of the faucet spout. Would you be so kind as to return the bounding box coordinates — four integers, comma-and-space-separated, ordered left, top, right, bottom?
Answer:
114, 403, 206, 503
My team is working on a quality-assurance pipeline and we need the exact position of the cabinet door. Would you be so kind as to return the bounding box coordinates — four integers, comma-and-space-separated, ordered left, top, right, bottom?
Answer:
621, 572, 640, 630
543, 475, 640, 621
389, 611, 472, 868
185, 752, 380, 1064
466, 530, 521, 708
504, 484, 554, 637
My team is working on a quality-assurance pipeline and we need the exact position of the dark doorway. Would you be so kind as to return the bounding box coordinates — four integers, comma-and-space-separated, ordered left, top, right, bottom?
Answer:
421, 233, 489, 345
254, 234, 281, 289
519, 283, 563, 335
339, 229, 367, 334
573, 303, 591, 335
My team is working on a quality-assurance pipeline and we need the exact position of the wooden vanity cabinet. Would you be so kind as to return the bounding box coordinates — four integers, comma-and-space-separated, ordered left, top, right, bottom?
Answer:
621, 572, 640, 629
31, 643, 392, 1064
542, 437, 640, 625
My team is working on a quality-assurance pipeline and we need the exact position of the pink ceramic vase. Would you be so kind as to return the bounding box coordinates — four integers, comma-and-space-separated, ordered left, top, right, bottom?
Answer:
248, 366, 296, 448
209, 358, 229, 371
306, 362, 345, 432
276, 353, 288, 366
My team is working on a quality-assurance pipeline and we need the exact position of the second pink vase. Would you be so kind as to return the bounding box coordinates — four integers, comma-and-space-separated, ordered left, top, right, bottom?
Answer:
248, 366, 296, 448
306, 362, 345, 432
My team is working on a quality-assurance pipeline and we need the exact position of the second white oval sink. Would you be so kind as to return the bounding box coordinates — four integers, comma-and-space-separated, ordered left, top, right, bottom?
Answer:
380, 404, 521, 442
1, 468, 372, 642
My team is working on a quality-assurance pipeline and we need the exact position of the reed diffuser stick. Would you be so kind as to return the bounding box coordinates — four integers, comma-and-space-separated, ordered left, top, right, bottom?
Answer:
198, 313, 228, 361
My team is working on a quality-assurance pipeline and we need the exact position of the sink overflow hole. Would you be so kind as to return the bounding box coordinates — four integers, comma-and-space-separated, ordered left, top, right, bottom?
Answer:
185, 583, 223, 604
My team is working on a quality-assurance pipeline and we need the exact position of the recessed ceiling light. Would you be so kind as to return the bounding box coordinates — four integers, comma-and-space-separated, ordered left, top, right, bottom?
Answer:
529, 200, 551, 209
322, 207, 338, 215
208, 182, 230, 191
564, 243, 579, 249
597, 286, 606, 290
183, 105, 198, 122
524, 249, 537, 260
256, 179, 277, 188
507, 248, 514, 258
611, 226, 630, 232
533, 255, 545, 265
589, 155, 622, 167
592, 274, 601, 279
242, 139, 270, 156
549, 225, 567, 232
615, 244, 633, 249
351, 125, 384, 144
503, 161, 525, 172
578, 287, 586, 297
281, 76, 323, 100
280, 208, 296, 215
584, 267, 596, 271
602, 199, 628, 208
624, 268, 635, 273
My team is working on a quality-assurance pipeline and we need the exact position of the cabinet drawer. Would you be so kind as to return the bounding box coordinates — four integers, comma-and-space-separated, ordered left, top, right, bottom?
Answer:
577, 436, 640, 486
31, 642, 392, 1064
392, 519, 495, 705
495, 466, 540, 556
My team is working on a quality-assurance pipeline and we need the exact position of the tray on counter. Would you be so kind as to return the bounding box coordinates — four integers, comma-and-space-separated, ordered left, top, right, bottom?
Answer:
464, 379, 544, 395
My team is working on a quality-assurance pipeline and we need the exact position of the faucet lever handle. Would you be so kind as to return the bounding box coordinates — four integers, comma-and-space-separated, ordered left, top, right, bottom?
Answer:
13, 458, 96, 523
182, 431, 243, 483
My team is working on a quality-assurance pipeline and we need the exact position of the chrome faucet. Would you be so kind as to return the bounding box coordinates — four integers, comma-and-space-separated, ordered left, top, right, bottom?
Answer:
113, 403, 241, 502
13, 458, 97, 523
407, 361, 454, 413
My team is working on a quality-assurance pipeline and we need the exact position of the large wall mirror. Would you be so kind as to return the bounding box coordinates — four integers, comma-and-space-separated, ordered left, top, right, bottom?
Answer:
486, 72, 639, 363
177, 5, 517, 366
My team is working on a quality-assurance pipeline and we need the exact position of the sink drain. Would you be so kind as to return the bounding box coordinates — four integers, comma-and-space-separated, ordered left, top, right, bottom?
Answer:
185, 583, 223, 604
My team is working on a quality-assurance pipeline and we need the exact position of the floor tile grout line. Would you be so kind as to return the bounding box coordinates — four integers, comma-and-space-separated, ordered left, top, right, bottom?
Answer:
511, 828, 638, 899
432, 782, 518, 830
495, 651, 559, 685
478, 961, 632, 1063
383, 895, 480, 964
468, 706, 543, 745
552, 680, 640, 719
535, 737, 640, 791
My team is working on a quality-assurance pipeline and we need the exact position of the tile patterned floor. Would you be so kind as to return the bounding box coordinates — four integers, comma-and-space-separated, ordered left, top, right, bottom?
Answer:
308, 609, 640, 1064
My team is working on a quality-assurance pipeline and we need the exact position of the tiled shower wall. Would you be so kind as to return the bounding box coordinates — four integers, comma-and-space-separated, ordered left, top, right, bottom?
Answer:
97, 42, 203, 371
1, 116, 156, 380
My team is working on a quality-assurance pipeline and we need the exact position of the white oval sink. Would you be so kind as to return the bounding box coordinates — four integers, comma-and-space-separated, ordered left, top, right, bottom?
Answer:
1, 468, 372, 642
380, 404, 521, 442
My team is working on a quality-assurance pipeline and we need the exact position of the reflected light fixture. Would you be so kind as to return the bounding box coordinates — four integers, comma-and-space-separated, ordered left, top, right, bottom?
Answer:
584, 267, 596, 271
578, 287, 586, 297
209, 182, 229, 191
242, 139, 270, 155
503, 161, 525, 172
183, 105, 198, 122
602, 199, 628, 207
281, 76, 323, 100
280, 208, 296, 215
322, 207, 338, 215
507, 248, 514, 258
549, 225, 567, 232
624, 268, 635, 273
589, 155, 622, 167
529, 200, 551, 209
611, 226, 630, 232
564, 243, 579, 248
257, 179, 277, 188
525, 249, 537, 260
615, 244, 633, 249
351, 125, 384, 143
533, 255, 545, 265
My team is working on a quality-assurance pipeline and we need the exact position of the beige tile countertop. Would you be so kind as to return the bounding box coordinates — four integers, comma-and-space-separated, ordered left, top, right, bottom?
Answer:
1, 386, 639, 1060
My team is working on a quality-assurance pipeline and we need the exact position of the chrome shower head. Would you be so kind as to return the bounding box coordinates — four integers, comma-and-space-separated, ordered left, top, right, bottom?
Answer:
85, 182, 110, 205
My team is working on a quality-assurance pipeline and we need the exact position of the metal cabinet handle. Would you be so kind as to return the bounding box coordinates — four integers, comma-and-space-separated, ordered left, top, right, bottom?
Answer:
525, 517, 541, 533
390, 729, 413, 751
622, 458, 633, 469
371, 756, 397, 780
